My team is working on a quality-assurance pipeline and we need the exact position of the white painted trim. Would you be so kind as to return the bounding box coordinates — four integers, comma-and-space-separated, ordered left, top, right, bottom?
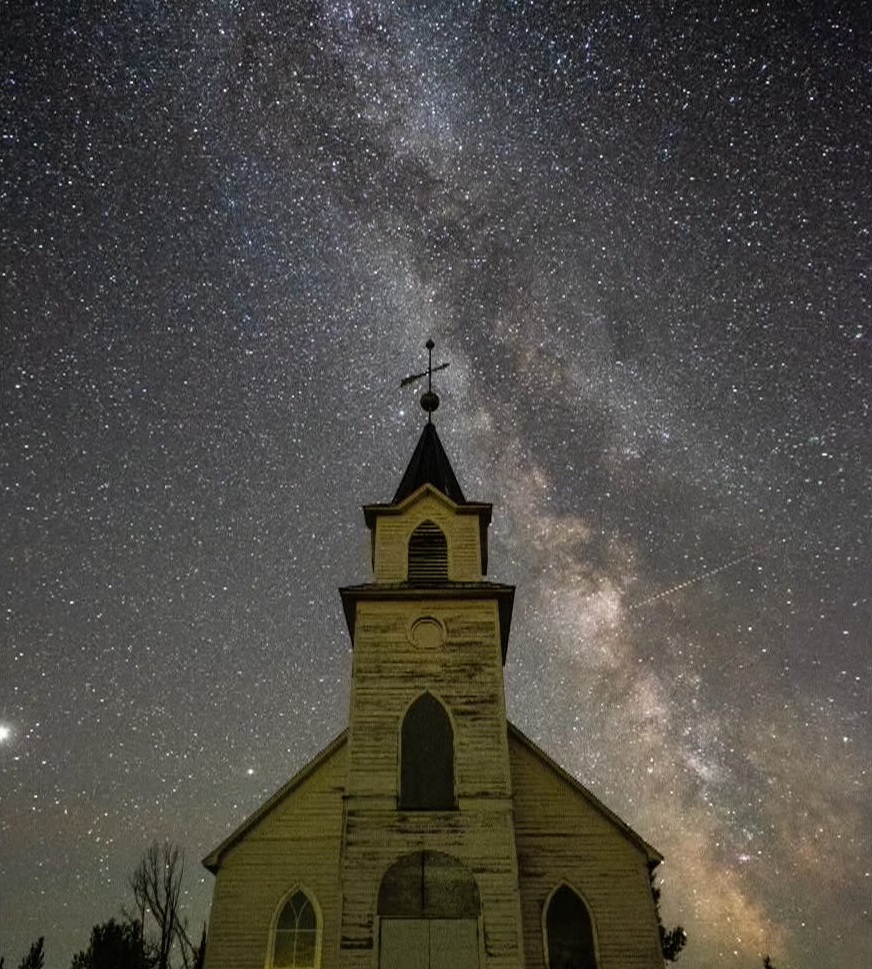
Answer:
266, 884, 323, 969
541, 880, 602, 969
396, 690, 458, 810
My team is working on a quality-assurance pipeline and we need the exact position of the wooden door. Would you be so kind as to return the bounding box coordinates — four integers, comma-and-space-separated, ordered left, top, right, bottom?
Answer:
380, 919, 479, 969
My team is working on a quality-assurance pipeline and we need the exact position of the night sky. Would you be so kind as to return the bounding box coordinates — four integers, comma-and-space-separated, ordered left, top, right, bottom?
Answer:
2, 2, 870, 967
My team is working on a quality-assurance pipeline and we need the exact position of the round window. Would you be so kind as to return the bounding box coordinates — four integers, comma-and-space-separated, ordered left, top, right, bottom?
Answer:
409, 616, 445, 649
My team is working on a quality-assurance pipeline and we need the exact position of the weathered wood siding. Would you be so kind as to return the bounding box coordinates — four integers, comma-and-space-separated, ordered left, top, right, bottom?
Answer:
203, 743, 346, 969
339, 597, 525, 967
509, 735, 664, 969
373, 492, 483, 582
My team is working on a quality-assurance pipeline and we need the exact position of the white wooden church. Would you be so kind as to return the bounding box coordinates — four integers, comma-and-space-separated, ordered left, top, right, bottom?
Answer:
202, 359, 666, 969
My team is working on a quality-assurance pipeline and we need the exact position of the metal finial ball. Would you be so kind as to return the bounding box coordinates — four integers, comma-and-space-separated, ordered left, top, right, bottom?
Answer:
420, 390, 440, 413
426, 338, 435, 351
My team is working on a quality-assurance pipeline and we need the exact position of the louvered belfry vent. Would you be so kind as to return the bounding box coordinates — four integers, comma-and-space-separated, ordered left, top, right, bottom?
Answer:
408, 520, 448, 583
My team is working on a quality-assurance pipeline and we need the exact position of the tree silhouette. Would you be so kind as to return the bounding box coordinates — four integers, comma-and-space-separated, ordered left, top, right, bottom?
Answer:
69, 918, 154, 969
192, 926, 207, 969
648, 862, 687, 962
16, 939, 45, 969
3, 841, 205, 969
130, 841, 199, 969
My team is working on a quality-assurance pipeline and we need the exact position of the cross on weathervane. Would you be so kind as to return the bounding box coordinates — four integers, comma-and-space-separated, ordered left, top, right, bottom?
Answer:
400, 339, 450, 421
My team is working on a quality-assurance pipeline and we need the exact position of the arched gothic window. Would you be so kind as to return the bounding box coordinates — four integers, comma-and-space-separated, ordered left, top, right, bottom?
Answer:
378, 851, 480, 969
545, 884, 598, 969
272, 889, 319, 969
399, 693, 455, 810
407, 520, 448, 583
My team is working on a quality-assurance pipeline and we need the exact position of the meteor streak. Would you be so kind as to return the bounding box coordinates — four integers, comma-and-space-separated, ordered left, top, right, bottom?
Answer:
627, 543, 777, 611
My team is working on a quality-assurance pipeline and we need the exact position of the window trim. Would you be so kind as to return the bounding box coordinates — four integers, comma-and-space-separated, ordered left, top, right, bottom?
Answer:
541, 881, 601, 969
397, 690, 457, 811
267, 885, 322, 969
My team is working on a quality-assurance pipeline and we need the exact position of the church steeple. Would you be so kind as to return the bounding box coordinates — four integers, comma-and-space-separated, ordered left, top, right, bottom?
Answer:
361, 388, 494, 584
344, 343, 513, 659
335, 347, 525, 969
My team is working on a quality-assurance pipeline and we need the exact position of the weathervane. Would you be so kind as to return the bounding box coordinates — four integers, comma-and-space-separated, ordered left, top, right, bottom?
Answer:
400, 338, 449, 421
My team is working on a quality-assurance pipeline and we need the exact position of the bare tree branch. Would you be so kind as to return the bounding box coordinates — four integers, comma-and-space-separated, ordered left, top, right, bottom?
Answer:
130, 841, 196, 969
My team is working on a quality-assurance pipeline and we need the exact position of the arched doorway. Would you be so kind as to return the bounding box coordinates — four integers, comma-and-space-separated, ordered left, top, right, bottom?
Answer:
378, 851, 480, 969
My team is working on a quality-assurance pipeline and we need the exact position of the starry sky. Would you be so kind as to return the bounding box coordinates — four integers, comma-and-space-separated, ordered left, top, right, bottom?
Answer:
1, 2, 870, 967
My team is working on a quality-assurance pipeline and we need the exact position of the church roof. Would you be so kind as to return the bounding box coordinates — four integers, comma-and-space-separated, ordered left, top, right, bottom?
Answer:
393, 422, 466, 504
507, 722, 663, 865
202, 730, 347, 873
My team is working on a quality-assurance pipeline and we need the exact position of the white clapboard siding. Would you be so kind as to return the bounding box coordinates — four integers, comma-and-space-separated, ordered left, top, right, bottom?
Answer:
372, 490, 484, 582
203, 739, 346, 969
339, 592, 525, 967
508, 729, 664, 969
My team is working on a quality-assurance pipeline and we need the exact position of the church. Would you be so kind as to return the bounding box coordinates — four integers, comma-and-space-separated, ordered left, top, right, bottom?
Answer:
202, 352, 666, 969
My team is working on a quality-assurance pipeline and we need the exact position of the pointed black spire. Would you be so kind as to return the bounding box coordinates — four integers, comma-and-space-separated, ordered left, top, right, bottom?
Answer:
393, 422, 466, 504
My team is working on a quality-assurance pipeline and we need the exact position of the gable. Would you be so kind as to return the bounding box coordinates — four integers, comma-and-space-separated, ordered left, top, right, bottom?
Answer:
507, 722, 661, 864
203, 731, 347, 873
393, 482, 461, 517
509, 723, 664, 966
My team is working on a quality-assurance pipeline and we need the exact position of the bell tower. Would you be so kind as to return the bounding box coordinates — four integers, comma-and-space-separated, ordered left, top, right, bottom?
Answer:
337, 344, 524, 967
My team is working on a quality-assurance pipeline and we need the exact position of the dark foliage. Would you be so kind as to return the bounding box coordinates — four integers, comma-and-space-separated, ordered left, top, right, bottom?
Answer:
648, 862, 688, 962
5, 842, 206, 969
69, 918, 154, 969
192, 926, 207, 969
16, 939, 45, 969
660, 923, 689, 962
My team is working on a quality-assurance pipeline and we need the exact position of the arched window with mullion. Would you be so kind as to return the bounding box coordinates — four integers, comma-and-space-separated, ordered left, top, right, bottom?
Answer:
272, 888, 319, 969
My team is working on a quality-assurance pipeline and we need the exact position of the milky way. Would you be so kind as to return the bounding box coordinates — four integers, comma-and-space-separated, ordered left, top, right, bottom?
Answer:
2, 3, 869, 967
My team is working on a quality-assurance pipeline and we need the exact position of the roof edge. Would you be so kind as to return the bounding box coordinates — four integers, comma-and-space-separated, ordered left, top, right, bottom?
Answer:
507, 721, 663, 864
363, 484, 492, 529
202, 730, 348, 873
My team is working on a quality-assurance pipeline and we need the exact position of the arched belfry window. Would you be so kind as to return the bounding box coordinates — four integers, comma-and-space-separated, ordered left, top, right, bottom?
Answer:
399, 693, 455, 810
272, 889, 319, 968
378, 851, 480, 968
545, 884, 598, 969
407, 520, 448, 583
